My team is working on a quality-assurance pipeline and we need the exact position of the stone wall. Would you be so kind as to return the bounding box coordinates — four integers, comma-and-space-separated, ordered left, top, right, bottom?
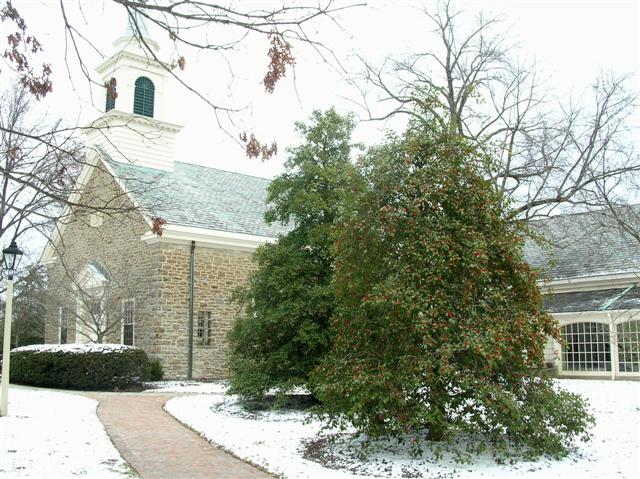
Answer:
44, 161, 259, 379
154, 244, 255, 379
44, 165, 158, 354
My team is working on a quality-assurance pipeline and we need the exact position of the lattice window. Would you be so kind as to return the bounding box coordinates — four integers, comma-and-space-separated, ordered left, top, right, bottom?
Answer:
133, 76, 154, 117
197, 311, 212, 346
123, 299, 135, 346
560, 322, 611, 372
617, 320, 640, 373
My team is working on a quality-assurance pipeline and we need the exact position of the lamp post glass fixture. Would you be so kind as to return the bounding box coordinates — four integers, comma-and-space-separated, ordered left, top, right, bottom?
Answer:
1, 240, 24, 416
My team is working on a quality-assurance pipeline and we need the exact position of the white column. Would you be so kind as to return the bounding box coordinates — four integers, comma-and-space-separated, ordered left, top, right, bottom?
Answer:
609, 313, 618, 380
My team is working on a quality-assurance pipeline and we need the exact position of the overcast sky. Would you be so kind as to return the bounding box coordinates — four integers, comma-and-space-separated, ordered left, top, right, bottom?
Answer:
5, 0, 640, 180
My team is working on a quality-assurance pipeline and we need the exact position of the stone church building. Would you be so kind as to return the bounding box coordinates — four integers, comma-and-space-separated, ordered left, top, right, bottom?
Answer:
42, 26, 287, 378
43, 23, 640, 380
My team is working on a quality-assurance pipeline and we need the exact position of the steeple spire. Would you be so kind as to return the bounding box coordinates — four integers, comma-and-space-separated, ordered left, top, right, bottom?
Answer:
125, 10, 152, 41
113, 9, 159, 53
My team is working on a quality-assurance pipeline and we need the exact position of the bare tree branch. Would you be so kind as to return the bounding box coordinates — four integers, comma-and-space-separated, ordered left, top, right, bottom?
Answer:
351, 0, 639, 220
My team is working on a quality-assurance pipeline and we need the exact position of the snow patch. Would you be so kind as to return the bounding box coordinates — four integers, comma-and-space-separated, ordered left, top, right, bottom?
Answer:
0, 387, 133, 478
142, 380, 229, 394
11, 343, 136, 354
142, 380, 309, 395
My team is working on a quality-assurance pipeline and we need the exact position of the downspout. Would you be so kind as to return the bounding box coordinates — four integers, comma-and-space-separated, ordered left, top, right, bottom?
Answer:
188, 240, 195, 380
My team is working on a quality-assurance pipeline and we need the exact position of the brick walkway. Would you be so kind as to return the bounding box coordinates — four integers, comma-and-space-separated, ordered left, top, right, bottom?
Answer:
86, 393, 272, 479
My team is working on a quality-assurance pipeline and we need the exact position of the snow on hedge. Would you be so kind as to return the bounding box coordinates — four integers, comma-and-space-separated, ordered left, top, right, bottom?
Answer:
165, 379, 640, 479
11, 343, 136, 354
0, 387, 133, 478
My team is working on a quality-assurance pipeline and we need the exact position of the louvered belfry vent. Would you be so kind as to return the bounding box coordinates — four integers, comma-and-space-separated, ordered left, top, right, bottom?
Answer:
105, 93, 115, 111
133, 76, 155, 117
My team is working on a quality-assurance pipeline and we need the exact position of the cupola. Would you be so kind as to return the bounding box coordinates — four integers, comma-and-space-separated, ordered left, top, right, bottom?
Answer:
84, 13, 182, 171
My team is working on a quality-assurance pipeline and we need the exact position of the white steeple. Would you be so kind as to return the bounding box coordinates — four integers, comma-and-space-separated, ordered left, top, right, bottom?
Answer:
84, 12, 182, 171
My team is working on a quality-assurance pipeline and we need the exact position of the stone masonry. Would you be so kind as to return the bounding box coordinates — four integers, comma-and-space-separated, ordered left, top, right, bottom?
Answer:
44, 165, 257, 379
153, 245, 255, 379
44, 167, 157, 348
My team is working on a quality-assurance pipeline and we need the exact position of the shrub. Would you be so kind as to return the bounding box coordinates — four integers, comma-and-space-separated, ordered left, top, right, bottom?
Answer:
313, 127, 593, 460
227, 108, 361, 399
144, 356, 164, 381
10, 343, 159, 390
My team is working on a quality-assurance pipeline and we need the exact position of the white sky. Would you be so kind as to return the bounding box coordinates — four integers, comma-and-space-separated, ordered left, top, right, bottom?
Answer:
4, 0, 640, 182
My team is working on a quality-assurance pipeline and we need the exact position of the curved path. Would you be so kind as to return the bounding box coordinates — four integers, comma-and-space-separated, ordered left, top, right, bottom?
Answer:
86, 393, 272, 479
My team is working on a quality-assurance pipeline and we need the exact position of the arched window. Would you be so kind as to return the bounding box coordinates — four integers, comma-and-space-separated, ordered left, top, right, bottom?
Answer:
105, 77, 116, 112
133, 76, 155, 117
74, 262, 110, 344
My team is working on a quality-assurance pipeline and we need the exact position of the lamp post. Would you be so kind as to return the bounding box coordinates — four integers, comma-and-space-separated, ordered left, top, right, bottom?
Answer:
1, 240, 24, 417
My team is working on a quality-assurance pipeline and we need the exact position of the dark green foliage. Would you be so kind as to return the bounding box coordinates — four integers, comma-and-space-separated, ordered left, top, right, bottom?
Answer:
10, 347, 159, 390
227, 108, 361, 399
0, 265, 46, 354
313, 126, 593, 459
144, 356, 164, 381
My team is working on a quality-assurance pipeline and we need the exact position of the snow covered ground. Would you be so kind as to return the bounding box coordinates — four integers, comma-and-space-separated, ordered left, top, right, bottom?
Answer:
0, 387, 135, 478
142, 380, 228, 394
165, 379, 640, 479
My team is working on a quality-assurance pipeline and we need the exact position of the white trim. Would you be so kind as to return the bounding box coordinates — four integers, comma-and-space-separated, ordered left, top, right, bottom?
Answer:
539, 272, 640, 293
609, 312, 618, 380
96, 49, 166, 76
77, 264, 109, 290
552, 309, 640, 323
140, 224, 276, 251
87, 110, 182, 134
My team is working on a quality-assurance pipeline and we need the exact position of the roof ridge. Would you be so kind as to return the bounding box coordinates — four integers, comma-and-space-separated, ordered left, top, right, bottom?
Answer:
528, 205, 640, 224
174, 161, 272, 182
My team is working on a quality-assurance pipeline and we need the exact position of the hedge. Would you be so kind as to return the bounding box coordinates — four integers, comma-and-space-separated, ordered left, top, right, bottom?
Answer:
9, 343, 163, 390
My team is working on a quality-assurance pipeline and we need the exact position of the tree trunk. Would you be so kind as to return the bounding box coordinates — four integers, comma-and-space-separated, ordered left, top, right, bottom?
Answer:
426, 421, 445, 441
426, 381, 447, 441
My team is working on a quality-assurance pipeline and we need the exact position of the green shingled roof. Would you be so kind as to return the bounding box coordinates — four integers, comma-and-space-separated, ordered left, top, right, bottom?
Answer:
107, 159, 290, 238
104, 153, 640, 282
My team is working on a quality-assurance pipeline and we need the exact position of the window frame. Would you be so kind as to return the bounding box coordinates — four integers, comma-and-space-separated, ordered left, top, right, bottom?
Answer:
560, 321, 611, 373
122, 298, 135, 346
554, 310, 640, 378
617, 319, 640, 373
59, 307, 69, 344
197, 311, 212, 346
